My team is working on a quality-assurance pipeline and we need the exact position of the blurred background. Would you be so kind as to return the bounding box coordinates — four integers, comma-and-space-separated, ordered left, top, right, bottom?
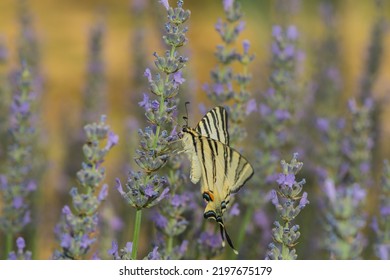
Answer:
0, 0, 390, 259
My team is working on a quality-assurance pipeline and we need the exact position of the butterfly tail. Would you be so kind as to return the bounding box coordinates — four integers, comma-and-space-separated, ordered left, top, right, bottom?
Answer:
219, 223, 225, 247
218, 221, 238, 255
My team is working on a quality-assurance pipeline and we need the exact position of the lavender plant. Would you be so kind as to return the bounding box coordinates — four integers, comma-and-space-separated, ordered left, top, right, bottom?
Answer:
15, 0, 46, 258
115, 0, 190, 260
373, 160, 390, 259
53, 115, 118, 259
8, 237, 32, 260
310, 2, 343, 116
265, 153, 309, 260
0, 38, 10, 172
17, 0, 41, 76
358, 7, 385, 102
203, 0, 255, 144
319, 99, 373, 259
82, 19, 107, 124
345, 99, 373, 186
238, 24, 302, 258
0, 65, 37, 257
357, 5, 385, 174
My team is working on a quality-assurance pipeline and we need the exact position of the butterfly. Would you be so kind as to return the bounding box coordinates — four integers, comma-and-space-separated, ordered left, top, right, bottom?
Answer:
180, 106, 254, 254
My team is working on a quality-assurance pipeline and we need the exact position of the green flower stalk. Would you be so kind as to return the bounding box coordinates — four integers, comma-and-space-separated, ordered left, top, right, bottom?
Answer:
266, 153, 308, 260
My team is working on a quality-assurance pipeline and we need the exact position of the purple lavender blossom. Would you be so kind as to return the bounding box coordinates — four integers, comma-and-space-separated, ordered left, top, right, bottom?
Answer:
287, 25, 299, 40
316, 118, 330, 132
159, 0, 170, 10
16, 237, 25, 250
235, 21, 246, 33
242, 39, 250, 54
108, 241, 119, 257
276, 173, 295, 188
144, 68, 152, 82
223, 0, 234, 11
145, 246, 161, 260
138, 93, 150, 108
270, 189, 279, 206
272, 25, 282, 38
197, 229, 223, 258
173, 71, 185, 85
229, 203, 240, 216
8, 237, 31, 260
246, 99, 257, 115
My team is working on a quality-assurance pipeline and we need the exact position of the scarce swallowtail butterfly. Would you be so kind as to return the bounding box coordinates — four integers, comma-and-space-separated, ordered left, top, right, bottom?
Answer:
180, 106, 254, 254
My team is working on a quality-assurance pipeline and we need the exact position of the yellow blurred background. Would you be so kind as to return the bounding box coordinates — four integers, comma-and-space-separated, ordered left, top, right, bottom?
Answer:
0, 0, 390, 259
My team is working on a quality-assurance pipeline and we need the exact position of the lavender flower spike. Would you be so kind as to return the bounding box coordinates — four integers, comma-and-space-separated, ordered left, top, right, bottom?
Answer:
373, 160, 390, 259
116, 0, 190, 260
8, 237, 32, 260
53, 115, 118, 259
0, 64, 37, 257
266, 153, 308, 260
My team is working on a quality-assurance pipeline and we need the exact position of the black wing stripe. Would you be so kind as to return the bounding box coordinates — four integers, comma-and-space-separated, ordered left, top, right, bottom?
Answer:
210, 109, 221, 143
234, 150, 241, 184
206, 138, 217, 184
198, 136, 209, 186
231, 164, 254, 194
203, 116, 212, 137
217, 107, 228, 144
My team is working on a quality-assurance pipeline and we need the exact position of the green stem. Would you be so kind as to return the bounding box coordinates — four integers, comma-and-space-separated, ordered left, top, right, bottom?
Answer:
131, 209, 142, 260
281, 221, 291, 259
281, 243, 289, 260
6, 233, 13, 258
151, 46, 176, 150
167, 235, 173, 256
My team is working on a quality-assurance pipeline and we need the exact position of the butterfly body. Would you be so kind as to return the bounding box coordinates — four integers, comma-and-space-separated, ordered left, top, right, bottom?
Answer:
180, 106, 254, 253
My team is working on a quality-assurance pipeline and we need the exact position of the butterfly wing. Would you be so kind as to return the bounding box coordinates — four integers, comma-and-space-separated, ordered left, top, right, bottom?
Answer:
190, 135, 253, 211
181, 130, 202, 184
195, 106, 229, 145
204, 139, 253, 205
193, 135, 253, 255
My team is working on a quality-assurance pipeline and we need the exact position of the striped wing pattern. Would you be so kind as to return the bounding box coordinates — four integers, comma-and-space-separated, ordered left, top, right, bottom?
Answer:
194, 135, 254, 205
195, 106, 229, 145
181, 106, 254, 254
